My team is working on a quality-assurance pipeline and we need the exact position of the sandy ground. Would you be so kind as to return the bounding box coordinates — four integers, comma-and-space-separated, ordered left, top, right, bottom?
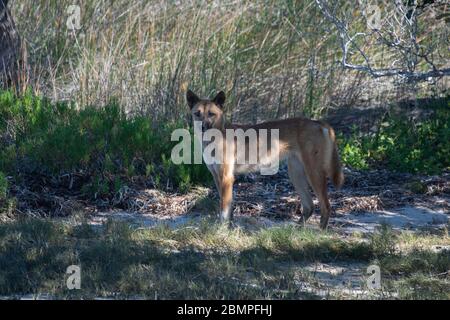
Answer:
8, 167, 450, 300
87, 205, 449, 234
81, 201, 448, 300
5, 203, 448, 300
82, 165, 449, 233
87, 207, 446, 300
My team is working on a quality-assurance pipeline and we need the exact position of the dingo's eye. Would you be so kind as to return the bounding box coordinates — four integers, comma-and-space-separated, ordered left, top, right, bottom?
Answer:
208, 112, 215, 117
194, 111, 201, 117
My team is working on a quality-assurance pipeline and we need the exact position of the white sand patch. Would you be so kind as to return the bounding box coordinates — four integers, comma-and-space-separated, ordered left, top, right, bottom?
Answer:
84, 205, 448, 235
332, 206, 449, 233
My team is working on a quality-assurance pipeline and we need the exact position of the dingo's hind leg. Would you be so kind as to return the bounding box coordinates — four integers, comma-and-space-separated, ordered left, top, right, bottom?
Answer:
287, 155, 314, 224
300, 152, 331, 230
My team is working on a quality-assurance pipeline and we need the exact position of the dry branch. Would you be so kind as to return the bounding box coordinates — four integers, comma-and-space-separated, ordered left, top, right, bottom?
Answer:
315, 0, 450, 82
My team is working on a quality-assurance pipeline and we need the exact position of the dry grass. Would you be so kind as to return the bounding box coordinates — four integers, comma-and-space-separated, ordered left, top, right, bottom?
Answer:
10, 0, 449, 123
0, 218, 448, 299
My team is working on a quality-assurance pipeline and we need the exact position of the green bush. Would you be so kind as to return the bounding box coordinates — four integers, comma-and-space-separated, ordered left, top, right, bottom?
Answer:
0, 172, 7, 200
339, 126, 370, 170
0, 90, 211, 192
339, 99, 450, 174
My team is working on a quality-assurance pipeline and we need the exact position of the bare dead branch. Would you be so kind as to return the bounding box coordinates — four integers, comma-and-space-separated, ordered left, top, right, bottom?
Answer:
315, 0, 450, 82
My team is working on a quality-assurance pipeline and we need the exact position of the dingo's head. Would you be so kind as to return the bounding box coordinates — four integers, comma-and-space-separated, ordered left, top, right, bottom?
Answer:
187, 90, 226, 132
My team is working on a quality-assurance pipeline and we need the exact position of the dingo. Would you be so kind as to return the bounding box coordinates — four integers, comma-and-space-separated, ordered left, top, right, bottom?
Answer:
187, 90, 344, 229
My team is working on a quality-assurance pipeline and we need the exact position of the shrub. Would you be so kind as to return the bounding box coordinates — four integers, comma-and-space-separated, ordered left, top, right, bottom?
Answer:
0, 172, 7, 200
0, 90, 211, 192
339, 98, 450, 174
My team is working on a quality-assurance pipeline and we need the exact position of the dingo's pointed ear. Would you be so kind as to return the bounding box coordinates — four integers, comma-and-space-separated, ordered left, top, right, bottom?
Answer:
186, 89, 200, 109
213, 91, 226, 108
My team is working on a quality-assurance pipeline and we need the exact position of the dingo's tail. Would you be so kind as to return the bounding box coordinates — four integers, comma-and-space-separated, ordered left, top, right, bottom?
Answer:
321, 122, 344, 189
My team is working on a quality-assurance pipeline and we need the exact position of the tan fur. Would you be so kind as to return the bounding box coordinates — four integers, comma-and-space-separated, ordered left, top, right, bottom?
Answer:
187, 90, 344, 229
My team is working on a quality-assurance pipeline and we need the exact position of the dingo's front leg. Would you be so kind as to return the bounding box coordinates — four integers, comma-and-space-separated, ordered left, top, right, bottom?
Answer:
219, 165, 234, 223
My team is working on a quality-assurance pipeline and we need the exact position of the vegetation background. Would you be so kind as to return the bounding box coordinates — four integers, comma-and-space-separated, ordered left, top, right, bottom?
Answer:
0, 0, 448, 299
9, 0, 450, 118
0, 0, 448, 215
